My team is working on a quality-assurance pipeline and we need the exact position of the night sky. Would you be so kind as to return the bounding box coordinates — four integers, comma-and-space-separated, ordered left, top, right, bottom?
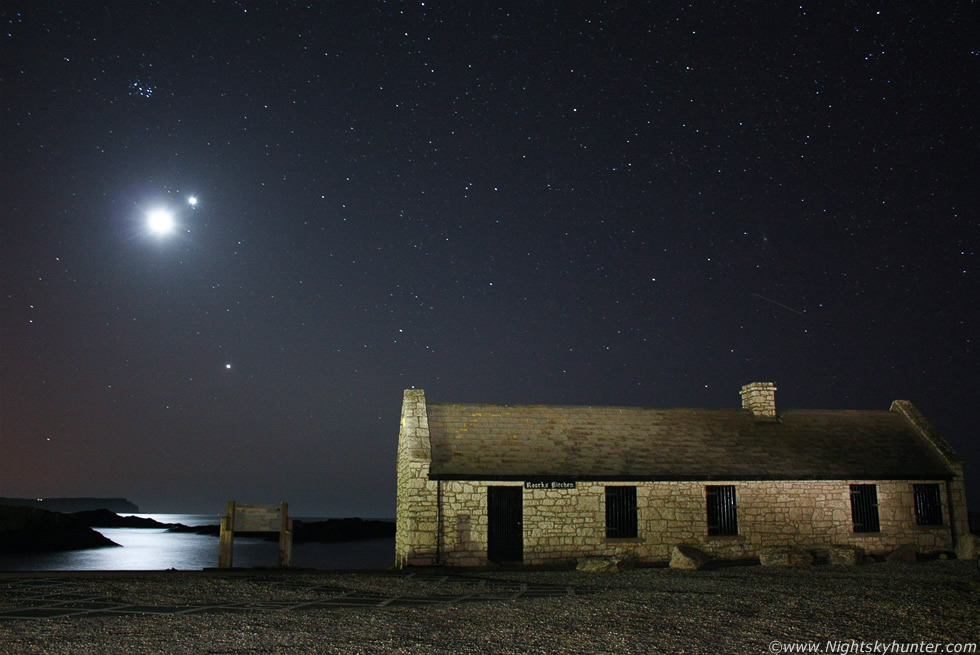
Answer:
2, 2, 977, 517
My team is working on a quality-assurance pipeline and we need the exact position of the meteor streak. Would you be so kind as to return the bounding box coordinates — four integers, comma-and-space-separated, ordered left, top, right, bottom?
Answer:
753, 293, 805, 316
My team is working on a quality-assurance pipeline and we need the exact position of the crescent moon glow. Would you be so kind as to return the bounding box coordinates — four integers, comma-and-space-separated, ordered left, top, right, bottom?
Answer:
147, 209, 175, 235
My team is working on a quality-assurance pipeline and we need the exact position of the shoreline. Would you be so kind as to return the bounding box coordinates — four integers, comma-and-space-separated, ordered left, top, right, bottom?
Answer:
2, 560, 977, 653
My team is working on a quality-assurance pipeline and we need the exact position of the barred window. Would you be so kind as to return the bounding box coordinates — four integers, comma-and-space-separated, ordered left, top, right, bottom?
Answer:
850, 484, 880, 533
706, 485, 738, 536
913, 484, 943, 526
605, 486, 638, 538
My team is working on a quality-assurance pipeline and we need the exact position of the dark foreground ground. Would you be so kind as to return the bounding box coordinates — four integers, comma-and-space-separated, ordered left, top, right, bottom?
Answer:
1, 560, 978, 654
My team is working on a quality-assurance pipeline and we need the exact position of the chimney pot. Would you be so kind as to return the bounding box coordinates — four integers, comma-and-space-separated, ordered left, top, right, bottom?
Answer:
741, 382, 777, 418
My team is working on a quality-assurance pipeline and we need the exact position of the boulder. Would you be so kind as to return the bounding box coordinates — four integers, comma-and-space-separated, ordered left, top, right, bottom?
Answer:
885, 543, 918, 563
829, 545, 865, 566
0, 505, 120, 553
759, 546, 813, 567
955, 534, 978, 561
576, 556, 627, 573
669, 545, 711, 570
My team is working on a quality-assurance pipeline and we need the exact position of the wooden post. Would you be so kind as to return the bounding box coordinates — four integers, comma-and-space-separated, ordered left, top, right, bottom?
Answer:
278, 502, 293, 568
219, 500, 236, 568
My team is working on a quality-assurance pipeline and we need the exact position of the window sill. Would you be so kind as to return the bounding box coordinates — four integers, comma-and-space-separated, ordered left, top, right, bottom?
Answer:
605, 537, 643, 544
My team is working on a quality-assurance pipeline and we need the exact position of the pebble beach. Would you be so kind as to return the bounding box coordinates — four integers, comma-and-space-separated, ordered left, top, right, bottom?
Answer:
2, 560, 978, 654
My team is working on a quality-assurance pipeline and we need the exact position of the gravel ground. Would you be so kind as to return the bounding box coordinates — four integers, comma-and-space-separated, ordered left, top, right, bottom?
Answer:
2, 561, 978, 654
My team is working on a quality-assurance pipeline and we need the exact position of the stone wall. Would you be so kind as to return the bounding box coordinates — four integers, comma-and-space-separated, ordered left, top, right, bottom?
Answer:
427, 478, 955, 566
394, 389, 440, 567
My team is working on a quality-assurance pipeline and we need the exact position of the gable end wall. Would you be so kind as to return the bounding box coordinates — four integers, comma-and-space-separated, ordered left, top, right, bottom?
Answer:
395, 390, 440, 567
890, 400, 970, 547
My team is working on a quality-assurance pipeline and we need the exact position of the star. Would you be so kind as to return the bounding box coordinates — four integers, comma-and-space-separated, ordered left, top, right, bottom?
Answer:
187, 196, 198, 206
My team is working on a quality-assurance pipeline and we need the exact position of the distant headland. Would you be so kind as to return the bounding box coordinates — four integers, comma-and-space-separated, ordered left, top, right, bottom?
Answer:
0, 497, 140, 513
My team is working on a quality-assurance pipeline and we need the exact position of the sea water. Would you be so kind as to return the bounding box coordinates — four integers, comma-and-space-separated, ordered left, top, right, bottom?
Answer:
0, 514, 396, 571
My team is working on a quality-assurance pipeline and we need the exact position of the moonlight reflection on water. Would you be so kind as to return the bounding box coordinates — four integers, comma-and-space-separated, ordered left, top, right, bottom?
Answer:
0, 515, 395, 571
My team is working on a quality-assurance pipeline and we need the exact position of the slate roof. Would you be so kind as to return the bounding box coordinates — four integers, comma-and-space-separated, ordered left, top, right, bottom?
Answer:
425, 403, 955, 481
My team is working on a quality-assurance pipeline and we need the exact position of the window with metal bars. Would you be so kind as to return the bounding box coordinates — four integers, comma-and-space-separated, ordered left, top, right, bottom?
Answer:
605, 486, 638, 538
706, 485, 738, 536
850, 484, 880, 533
913, 484, 943, 526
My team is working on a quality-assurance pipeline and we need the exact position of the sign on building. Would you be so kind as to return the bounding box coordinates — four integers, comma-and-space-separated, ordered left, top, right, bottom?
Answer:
524, 480, 577, 490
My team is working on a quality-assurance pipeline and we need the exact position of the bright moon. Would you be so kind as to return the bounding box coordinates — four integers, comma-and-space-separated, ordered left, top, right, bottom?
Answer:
147, 209, 175, 235
188, 196, 198, 206
225, 363, 232, 369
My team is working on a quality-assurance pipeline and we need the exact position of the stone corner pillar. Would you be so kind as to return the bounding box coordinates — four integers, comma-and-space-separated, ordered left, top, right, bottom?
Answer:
395, 389, 440, 567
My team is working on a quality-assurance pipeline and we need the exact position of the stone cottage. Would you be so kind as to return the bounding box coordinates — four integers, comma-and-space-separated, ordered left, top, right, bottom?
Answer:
395, 383, 970, 567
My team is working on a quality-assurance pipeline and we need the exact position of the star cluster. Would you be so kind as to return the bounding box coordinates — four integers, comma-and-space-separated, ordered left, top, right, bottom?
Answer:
1, 2, 976, 515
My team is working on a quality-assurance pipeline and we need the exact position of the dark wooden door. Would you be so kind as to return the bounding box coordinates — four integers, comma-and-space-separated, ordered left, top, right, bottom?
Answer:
487, 486, 523, 562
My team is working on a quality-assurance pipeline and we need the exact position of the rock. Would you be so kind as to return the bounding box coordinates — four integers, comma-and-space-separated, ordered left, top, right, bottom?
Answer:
72, 509, 174, 528
168, 517, 397, 542
829, 545, 864, 566
576, 556, 627, 573
168, 523, 221, 536
669, 545, 710, 570
759, 547, 813, 567
885, 543, 918, 563
955, 534, 978, 560
0, 505, 120, 553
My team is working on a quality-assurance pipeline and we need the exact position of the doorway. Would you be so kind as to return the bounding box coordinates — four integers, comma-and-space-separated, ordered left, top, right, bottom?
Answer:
487, 486, 523, 562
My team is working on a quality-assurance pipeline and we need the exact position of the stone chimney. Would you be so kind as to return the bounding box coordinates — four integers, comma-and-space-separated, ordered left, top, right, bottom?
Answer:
740, 382, 777, 418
